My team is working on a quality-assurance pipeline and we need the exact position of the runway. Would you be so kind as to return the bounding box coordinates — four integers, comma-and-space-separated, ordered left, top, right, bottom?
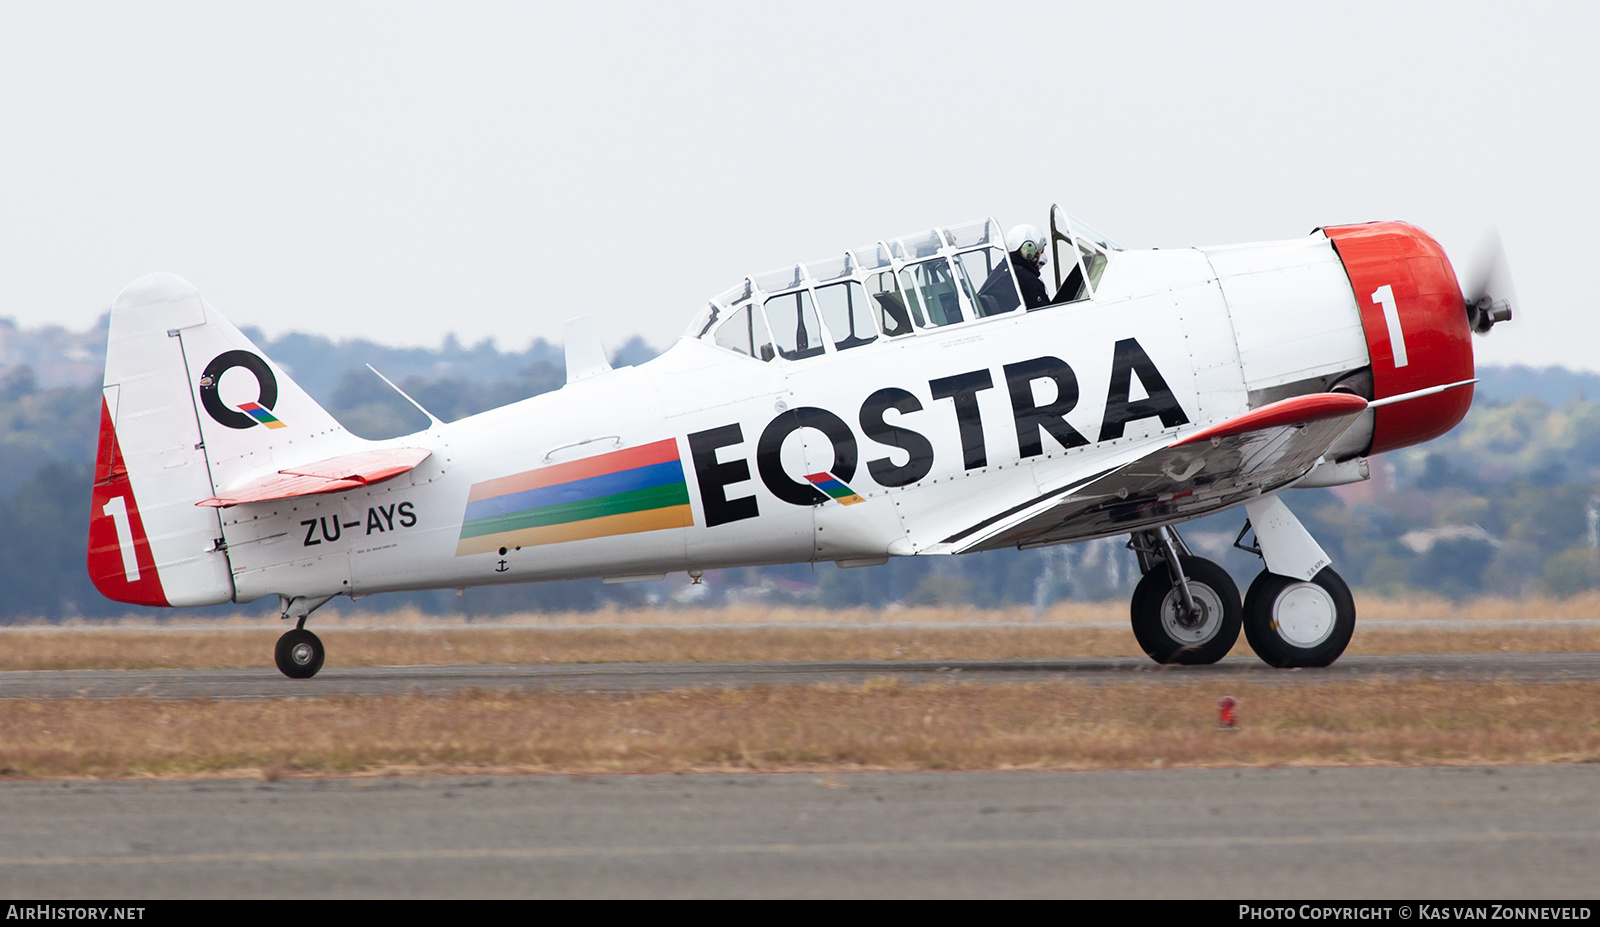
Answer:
3, 655, 1597, 898
0, 652, 1596, 700
1, 765, 1596, 898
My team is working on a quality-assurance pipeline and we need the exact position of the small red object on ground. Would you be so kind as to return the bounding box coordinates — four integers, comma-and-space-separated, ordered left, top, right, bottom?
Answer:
1218, 696, 1239, 729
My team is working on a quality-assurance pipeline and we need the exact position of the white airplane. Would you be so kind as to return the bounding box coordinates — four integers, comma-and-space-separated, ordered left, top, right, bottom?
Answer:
87, 206, 1513, 677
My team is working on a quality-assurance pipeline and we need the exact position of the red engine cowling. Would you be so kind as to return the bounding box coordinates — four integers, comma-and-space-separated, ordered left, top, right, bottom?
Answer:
1323, 221, 1475, 456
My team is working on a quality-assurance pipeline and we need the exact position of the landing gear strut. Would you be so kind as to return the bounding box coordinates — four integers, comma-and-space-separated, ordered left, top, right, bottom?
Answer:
274, 594, 333, 679
1235, 497, 1357, 668
1127, 526, 1241, 665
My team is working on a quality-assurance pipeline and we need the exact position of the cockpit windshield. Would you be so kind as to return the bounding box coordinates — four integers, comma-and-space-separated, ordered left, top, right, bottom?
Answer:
1049, 205, 1120, 305
691, 211, 1116, 360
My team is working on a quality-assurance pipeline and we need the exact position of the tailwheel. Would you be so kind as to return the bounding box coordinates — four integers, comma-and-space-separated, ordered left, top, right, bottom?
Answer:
274, 627, 326, 679
1130, 555, 1242, 665
1242, 567, 1355, 668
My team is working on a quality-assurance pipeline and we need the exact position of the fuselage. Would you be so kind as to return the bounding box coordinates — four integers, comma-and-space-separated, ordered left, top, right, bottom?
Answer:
88, 216, 1476, 613
209, 221, 1468, 605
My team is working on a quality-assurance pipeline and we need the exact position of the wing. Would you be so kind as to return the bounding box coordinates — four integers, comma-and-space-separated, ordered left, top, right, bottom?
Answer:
197, 447, 432, 507
940, 393, 1368, 553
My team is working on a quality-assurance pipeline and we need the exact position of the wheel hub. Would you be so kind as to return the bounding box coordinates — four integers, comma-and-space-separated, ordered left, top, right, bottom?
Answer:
1273, 582, 1338, 647
291, 642, 316, 666
1173, 600, 1207, 630
1161, 584, 1224, 644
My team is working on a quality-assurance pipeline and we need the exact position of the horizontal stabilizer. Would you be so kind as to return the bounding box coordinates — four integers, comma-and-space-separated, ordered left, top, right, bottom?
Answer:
198, 448, 432, 508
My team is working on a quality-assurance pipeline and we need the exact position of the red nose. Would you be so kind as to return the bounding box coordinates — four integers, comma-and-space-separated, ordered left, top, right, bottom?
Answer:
1323, 222, 1475, 455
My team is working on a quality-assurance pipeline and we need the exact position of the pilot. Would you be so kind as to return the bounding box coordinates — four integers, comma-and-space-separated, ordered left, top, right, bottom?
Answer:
1006, 224, 1052, 308
978, 224, 1051, 314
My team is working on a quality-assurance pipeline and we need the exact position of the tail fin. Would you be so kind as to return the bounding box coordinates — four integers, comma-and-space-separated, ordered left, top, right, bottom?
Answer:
88, 273, 366, 607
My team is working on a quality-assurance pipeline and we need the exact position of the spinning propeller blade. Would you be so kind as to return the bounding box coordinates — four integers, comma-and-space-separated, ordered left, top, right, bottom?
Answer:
1462, 228, 1516, 334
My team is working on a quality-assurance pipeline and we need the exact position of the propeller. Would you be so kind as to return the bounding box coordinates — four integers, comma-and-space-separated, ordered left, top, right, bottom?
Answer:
1462, 229, 1516, 334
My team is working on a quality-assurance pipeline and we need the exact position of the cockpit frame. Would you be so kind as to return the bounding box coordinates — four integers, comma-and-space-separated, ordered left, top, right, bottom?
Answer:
1049, 204, 1121, 305
690, 209, 1117, 363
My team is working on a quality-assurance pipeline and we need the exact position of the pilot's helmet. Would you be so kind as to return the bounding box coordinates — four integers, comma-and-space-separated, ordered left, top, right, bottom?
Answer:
1005, 224, 1047, 269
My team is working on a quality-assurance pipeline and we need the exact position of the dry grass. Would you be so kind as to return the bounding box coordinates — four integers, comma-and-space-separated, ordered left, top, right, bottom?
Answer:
0, 680, 1594, 780
1348, 625, 1600, 655
1354, 591, 1600, 621
4, 597, 1596, 780
0, 621, 1597, 672
0, 627, 1142, 671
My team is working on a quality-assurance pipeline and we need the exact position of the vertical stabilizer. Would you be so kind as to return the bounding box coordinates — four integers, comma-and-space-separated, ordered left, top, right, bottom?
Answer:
88, 273, 366, 607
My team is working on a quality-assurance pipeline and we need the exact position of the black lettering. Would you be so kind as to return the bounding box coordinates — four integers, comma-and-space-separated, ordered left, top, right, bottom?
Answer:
929, 369, 994, 470
380, 504, 395, 531
756, 407, 858, 507
398, 501, 416, 527
319, 516, 341, 543
342, 520, 360, 529
1098, 338, 1190, 441
366, 508, 383, 534
301, 519, 321, 546
1004, 356, 1089, 457
687, 424, 759, 527
858, 387, 934, 487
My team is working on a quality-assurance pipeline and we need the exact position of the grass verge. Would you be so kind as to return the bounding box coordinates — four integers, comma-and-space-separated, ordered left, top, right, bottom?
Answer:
0, 680, 1595, 779
0, 623, 1597, 671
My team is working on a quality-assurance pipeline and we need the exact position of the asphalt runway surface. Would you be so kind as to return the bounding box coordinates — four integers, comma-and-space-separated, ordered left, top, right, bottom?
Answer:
0, 652, 1596, 700
1, 765, 1596, 898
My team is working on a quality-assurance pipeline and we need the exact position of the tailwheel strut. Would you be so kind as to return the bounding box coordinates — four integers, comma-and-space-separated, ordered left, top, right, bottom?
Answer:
274, 594, 333, 679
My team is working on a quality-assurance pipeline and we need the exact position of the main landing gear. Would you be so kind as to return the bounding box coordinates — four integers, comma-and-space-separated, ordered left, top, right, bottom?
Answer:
1129, 499, 1357, 668
1240, 565, 1356, 668
1127, 527, 1241, 664
1234, 495, 1357, 668
274, 594, 333, 679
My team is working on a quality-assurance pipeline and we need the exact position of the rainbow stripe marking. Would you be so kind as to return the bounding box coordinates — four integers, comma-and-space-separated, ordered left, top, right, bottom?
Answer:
456, 438, 694, 556
805, 472, 865, 505
237, 402, 287, 429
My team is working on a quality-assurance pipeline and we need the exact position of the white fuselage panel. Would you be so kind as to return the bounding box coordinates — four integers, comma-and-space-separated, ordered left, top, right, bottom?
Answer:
1204, 234, 1369, 392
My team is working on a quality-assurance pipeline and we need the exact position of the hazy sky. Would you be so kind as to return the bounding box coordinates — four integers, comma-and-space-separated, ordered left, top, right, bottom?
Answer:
1, 2, 1595, 370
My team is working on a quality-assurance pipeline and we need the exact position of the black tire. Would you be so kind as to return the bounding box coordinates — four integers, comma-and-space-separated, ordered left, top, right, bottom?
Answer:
274, 628, 325, 679
1242, 567, 1356, 668
1130, 555, 1242, 665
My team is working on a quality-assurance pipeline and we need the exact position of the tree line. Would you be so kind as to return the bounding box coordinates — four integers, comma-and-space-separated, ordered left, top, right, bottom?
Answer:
0, 321, 1596, 619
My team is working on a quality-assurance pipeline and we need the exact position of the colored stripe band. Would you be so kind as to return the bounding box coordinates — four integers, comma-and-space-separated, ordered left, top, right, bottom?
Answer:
467, 439, 680, 504
805, 472, 865, 505
238, 403, 287, 429
457, 438, 694, 553
461, 481, 691, 539
455, 505, 694, 556
463, 460, 686, 523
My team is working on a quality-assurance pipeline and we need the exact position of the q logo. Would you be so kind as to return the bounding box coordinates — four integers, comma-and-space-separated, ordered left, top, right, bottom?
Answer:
199, 350, 285, 430
755, 407, 859, 507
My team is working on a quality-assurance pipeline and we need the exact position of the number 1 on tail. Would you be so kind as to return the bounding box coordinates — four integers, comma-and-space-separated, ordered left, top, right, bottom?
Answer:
102, 496, 141, 582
